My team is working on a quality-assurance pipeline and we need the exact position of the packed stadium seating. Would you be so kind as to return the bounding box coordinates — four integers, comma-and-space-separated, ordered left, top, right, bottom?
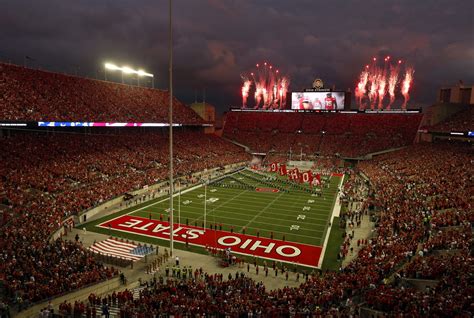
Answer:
0, 63, 203, 124
0, 130, 249, 307
1, 62, 471, 316
428, 107, 474, 132
223, 111, 423, 157
45, 141, 472, 316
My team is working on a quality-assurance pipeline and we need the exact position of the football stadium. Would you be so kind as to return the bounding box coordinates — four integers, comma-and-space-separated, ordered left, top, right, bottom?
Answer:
0, 1, 473, 317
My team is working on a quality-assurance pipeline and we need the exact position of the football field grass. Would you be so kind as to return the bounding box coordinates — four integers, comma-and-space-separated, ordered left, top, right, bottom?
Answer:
83, 169, 343, 268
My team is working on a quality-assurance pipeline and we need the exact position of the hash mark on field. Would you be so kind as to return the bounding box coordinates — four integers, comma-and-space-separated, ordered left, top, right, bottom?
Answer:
208, 221, 323, 241
290, 225, 300, 231
174, 207, 329, 223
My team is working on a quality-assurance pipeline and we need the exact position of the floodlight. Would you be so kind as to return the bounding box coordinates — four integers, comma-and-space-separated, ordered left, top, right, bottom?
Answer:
105, 63, 119, 70
121, 66, 134, 74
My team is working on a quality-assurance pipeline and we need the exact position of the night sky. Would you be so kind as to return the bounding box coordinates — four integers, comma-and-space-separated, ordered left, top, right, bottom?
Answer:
1, 0, 473, 114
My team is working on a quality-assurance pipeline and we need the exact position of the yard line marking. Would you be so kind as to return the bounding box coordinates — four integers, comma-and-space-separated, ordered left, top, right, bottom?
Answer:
156, 207, 329, 223
190, 189, 250, 225
182, 212, 325, 232
171, 202, 332, 216
201, 220, 324, 240
241, 191, 286, 232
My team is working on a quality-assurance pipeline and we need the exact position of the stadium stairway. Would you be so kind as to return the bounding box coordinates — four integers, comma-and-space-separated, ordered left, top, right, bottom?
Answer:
222, 137, 250, 152
132, 286, 146, 300
91, 304, 121, 318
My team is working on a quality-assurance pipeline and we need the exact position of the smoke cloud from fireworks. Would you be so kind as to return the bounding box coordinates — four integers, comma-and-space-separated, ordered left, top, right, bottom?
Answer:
241, 62, 290, 109
355, 57, 414, 110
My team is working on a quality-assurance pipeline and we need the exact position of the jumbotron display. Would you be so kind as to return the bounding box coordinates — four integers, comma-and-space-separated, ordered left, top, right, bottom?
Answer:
291, 92, 345, 110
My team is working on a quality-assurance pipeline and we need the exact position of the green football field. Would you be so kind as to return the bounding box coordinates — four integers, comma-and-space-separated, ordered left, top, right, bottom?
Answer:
85, 169, 343, 250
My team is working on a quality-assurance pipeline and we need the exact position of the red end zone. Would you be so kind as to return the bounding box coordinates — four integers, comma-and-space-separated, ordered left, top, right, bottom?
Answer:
99, 215, 322, 268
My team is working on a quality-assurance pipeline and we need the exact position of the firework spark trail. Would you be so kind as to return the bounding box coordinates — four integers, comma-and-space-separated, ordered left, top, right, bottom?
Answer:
377, 76, 387, 110
280, 77, 289, 109
272, 84, 278, 108
355, 70, 369, 110
368, 70, 380, 110
254, 84, 262, 108
262, 87, 269, 108
401, 67, 414, 110
387, 64, 400, 110
377, 56, 390, 110
241, 78, 252, 108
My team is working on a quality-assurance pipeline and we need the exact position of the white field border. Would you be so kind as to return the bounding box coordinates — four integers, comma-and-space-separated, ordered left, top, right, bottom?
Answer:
317, 174, 345, 268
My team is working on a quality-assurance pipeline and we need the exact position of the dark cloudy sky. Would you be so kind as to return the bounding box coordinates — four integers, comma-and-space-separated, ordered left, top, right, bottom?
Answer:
1, 0, 473, 113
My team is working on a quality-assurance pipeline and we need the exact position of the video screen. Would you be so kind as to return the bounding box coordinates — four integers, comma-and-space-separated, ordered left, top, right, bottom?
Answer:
291, 92, 345, 110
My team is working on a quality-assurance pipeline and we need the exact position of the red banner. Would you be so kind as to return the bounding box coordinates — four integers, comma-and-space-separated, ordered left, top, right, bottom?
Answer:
288, 167, 300, 181
269, 162, 278, 172
311, 174, 322, 186
99, 215, 322, 268
299, 170, 313, 184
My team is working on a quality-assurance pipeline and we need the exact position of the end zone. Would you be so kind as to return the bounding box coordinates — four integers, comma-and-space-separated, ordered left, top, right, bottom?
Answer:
98, 215, 322, 268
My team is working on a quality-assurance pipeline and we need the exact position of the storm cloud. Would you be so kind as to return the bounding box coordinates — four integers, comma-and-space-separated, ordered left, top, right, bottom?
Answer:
1, 0, 473, 113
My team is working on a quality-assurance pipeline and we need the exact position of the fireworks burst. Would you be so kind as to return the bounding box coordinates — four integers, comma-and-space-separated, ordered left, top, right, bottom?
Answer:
241, 62, 290, 109
355, 56, 414, 110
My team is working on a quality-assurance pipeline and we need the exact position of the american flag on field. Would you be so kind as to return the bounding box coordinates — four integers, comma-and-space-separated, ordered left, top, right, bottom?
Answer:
88, 238, 150, 261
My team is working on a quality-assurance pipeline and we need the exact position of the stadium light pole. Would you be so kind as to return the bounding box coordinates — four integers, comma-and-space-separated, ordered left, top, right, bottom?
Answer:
178, 179, 181, 225
168, 0, 174, 258
204, 180, 207, 232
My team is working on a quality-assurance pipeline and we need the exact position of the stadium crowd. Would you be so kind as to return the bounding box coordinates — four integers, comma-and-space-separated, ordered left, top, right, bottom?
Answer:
0, 130, 249, 308
1, 62, 472, 316
0, 63, 203, 124
428, 107, 474, 132
223, 111, 423, 157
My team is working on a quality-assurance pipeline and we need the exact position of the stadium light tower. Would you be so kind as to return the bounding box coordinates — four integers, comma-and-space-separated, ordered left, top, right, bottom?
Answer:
104, 63, 154, 87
